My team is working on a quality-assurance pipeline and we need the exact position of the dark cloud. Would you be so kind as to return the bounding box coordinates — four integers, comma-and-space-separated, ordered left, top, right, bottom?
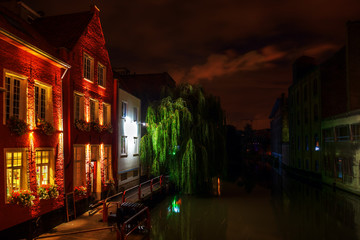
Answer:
26, 0, 360, 129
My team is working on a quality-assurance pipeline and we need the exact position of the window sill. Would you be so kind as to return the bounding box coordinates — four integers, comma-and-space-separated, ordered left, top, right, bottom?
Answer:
83, 78, 94, 83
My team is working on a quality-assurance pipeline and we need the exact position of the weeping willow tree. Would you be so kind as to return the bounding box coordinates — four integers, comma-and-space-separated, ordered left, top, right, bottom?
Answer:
140, 84, 226, 194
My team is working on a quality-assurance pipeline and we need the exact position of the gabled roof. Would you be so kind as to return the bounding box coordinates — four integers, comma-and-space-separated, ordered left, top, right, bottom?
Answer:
33, 11, 93, 50
0, 5, 57, 57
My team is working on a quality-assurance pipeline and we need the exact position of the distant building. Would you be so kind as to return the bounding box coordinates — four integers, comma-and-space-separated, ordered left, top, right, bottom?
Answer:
269, 93, 289, 168
288, 21, 360, 194
322, 110, 360, 194
288, 56, 321, 174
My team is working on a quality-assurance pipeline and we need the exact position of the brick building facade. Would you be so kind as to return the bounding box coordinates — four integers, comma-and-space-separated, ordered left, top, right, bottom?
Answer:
0, 5, 70, 236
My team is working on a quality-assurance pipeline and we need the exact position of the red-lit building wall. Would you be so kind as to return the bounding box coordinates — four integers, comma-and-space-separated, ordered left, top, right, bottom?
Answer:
62, 8, 117, 197
0, 37, 66, 230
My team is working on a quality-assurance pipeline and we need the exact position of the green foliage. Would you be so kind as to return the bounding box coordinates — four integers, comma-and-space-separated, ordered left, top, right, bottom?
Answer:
7, 116, 29, 136
38, 184, 59, 200
140, 84, 227, 194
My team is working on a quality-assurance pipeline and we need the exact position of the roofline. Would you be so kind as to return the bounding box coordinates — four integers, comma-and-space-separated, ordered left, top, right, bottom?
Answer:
0, 27, 71, 69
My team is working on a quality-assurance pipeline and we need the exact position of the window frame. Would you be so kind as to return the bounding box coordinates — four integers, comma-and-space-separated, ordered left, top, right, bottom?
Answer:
133, 137, 139, 156
97, 62, 106, 88
4, 148, 28, 202
3, 70, 27, 125
34, 81, 53, 124
133, 107, 137, 122
89, 98, 99, 123
121, 101, 127, 118
73, 145, 86, 187
74, 92, 85, 122
35, 148, 55, 186
120, 136, 128, 157
103, 103, 111, 125
83, 52, 94, 82
103, 145, 112, 181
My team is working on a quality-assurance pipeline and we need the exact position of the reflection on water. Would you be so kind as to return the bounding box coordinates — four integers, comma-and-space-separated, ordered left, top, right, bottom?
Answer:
272, 171, 360, 240
150, 171, 360, 240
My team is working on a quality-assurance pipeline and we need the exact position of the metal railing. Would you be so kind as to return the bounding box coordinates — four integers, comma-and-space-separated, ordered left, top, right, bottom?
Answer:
102, 175, 164, 222
120, 207, 151, 240
33, 225, 121, 240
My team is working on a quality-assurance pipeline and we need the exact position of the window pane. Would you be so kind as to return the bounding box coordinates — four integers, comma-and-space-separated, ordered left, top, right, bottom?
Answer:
42, 166, 48, 185
40, 88, 46, 120
14, 152, 22, 166
13, 79, 20, 118
37, 166, 41, 185
43, 151, 49, 163
35, 86, 39, 119
5, 77, 11, 120
90, 100, 95, 122
13, 169, 21, 191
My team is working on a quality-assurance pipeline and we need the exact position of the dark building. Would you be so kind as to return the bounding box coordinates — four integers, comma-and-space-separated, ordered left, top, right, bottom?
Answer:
269, 93, 289, 168
288, 21, 360, 194
288, 56, 321, 174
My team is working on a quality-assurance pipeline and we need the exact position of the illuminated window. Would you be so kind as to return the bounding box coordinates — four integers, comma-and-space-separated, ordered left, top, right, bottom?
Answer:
6, 149, 27, 200
104, 146, 112, 181
103, 103, 111, 125
74, 146, 86, 187
83, 53, 94, 81
121, 136, 127, 156
35, 82, 52, 123
90, 99, 99, 122
91, 145, 99, 162
74, 92, 85, 121
4, 73, 27, 124
314, 134, 320, 151
36, 150, 53, 186
97, 63, 106, 87
133, 107, 137, 122
134, 137, 139, 155
121, 101, 127, 118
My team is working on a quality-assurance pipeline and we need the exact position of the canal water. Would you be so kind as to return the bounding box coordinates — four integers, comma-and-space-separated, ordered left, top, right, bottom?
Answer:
150, 171, 360, 240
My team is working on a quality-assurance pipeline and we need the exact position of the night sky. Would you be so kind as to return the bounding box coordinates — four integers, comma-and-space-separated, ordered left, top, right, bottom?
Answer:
26, 0, 360, 130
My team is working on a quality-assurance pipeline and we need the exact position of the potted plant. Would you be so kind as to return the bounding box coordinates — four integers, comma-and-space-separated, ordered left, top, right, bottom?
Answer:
9, 190, 35, 207
102, 123, 113, 133
75, 119, 90, 132
74, 186, 87, 197
7, 116, 29, 136
91, 121, 102, 133
38, 184, 59, 200
37, 119, 55, 136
